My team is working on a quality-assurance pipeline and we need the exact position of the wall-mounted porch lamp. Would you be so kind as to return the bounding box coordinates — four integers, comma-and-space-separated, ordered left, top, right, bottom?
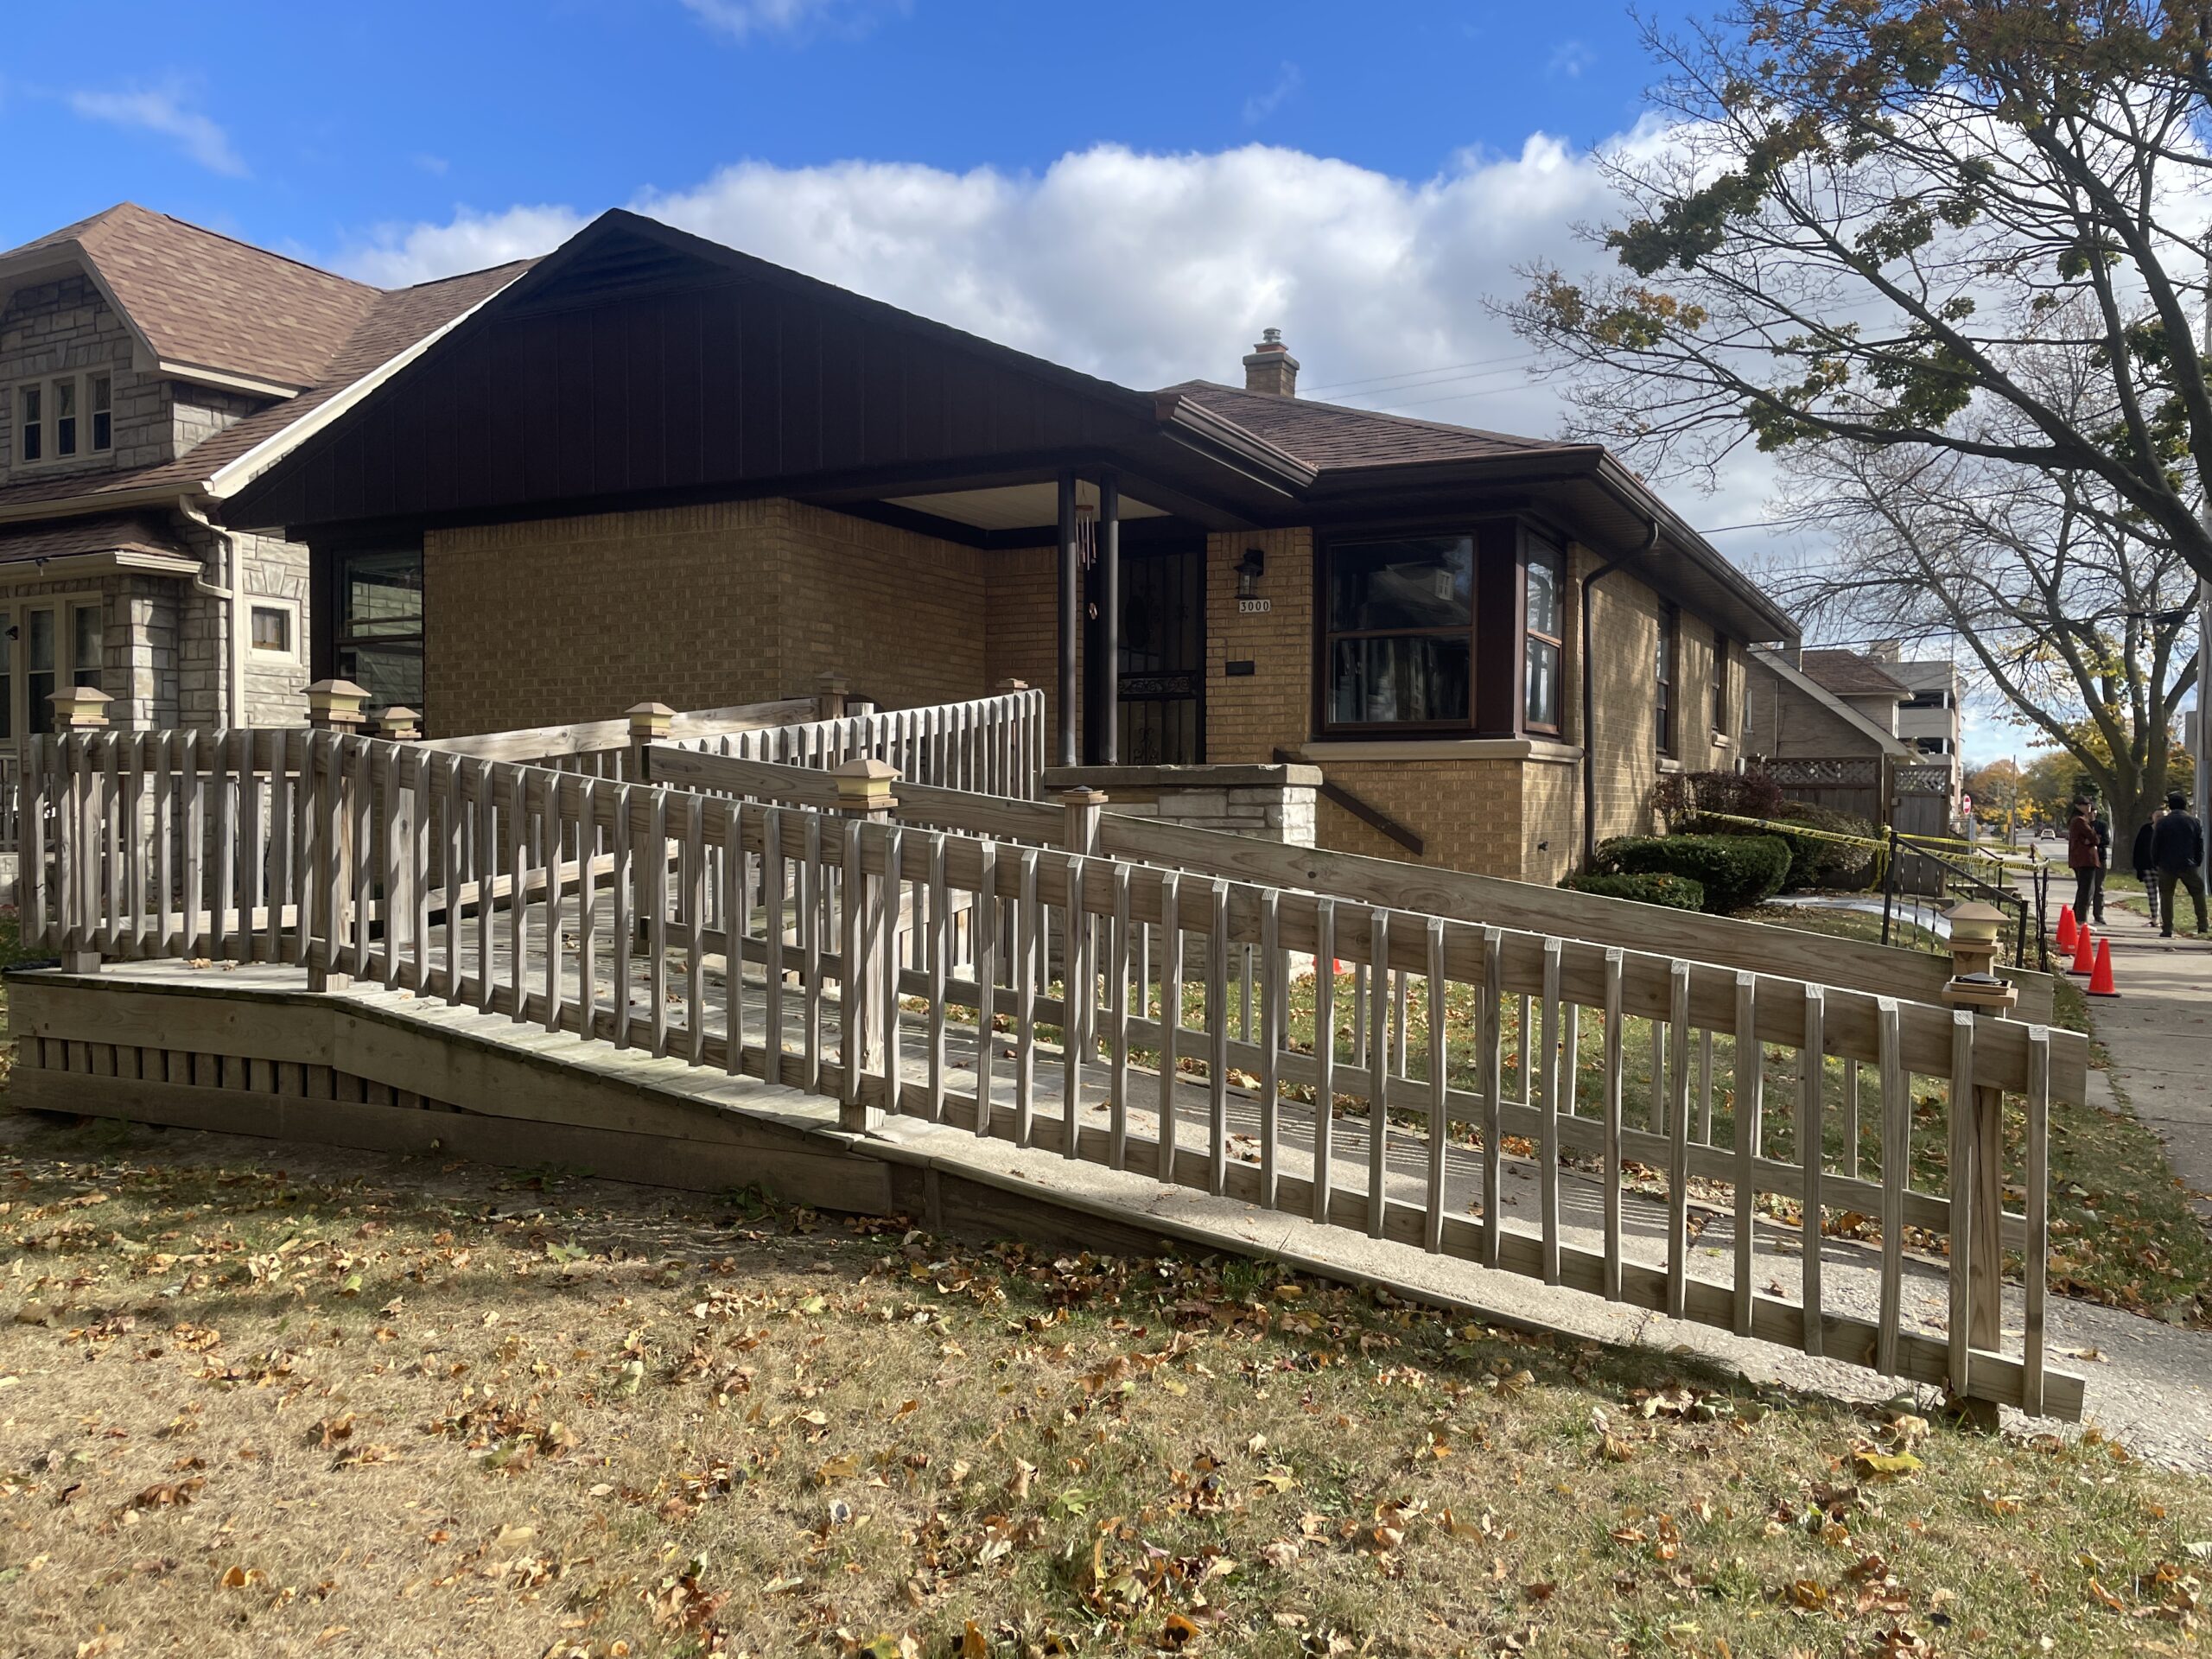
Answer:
1236, 546, 1266, 601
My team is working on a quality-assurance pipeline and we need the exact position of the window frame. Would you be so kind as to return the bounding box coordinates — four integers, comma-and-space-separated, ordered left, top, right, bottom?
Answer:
1711, 633, 1730, 736
1522, 533, 1566, 736
1655, 601, 1678, 758
327, 544, 426, 719
13, 372, 115, 468
250, 600, 301, 661
1316, 530, 1480, 736
0, 591, 110, 741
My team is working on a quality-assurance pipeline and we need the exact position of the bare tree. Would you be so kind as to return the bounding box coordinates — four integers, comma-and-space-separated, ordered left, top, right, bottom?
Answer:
1770, 432, 2197, 834
1505, 2, 2212, 585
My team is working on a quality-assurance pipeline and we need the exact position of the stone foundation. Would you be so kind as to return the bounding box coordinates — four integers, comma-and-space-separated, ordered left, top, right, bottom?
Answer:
1043, 763, 1319, 847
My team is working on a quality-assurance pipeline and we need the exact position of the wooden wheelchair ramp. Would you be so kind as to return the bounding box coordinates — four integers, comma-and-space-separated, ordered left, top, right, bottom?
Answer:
16, 715, 2088, 1421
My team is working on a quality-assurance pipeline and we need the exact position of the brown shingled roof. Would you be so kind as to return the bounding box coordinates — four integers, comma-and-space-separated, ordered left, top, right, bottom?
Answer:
0, 203, 380, 390
0, 512, 188, 566
1156, 379, 1556, 471
1798, 648, 1913, 699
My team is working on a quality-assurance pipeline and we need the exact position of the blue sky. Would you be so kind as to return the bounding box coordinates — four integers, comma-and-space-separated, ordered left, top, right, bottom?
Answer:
0, 1, 2044, 761
1, 2, 1669, 253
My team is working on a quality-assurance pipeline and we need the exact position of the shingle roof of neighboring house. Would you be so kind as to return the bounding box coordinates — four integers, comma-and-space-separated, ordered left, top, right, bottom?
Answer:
0, 257, 532, 518
0, 512, 191, 567
1798, 648, 1913, 699
1156, 379, 1557, 470
0, 203, 381, 390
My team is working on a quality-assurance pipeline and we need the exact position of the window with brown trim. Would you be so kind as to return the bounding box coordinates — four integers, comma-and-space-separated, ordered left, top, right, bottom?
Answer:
1655, 601, 1678, 756
1321, 534, 1474, 730
1522, 537, 1564, 733
1712, 633, 1730, 734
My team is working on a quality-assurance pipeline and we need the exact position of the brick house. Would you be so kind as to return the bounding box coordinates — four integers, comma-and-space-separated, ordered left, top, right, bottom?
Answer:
0, 204, 526, 745
225, 209, 1797, 884
1745, 646, 1917, 765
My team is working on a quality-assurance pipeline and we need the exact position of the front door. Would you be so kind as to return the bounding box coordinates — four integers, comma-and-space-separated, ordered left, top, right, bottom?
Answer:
1115, 543, 1205, 765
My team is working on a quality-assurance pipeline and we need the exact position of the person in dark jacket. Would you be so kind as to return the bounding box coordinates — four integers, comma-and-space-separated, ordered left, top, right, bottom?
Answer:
2067, 799, 2101, 926
2133, 811, 2164, 929
2092, 804, 2112, 923
2152, 789, 2208, 938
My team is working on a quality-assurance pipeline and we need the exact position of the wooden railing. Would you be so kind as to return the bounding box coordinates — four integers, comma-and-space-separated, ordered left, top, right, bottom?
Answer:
20, 725, 2088, 1419
664, 686, 1046, 799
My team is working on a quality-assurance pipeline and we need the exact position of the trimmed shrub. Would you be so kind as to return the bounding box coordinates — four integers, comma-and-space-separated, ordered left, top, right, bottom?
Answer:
1649, 766, 1786, 830
1592, 832, 1793, 913
1676, 804, 1880, 892
1559, 871, 1707, 911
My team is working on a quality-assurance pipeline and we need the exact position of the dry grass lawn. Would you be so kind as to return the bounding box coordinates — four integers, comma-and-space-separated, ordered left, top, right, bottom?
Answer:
3, 1113, 2210, 1659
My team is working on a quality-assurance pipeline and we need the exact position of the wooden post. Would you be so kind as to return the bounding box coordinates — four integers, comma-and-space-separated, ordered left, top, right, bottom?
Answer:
1058, 785, 1107, 855
626, 702, 673, 951
304, 679, 367, 991
834, 756, 899, 1133
49, 686, 112, 974
1942, 899, 2016, 1427
816, 672, 849, 723
378, 708, 421, 966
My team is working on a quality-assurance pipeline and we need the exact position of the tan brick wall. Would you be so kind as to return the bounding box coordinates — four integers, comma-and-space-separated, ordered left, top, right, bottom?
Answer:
1205, 528, 1313, 764
1520, 759, 1581, 885
1314, 759, 1529, 879
982, 545, 1066, 736
424, 499, 987, 738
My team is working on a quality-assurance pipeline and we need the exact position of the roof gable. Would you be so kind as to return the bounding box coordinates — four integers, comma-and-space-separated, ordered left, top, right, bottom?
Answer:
0, 203, 379, 391
226, 211, 1172, 531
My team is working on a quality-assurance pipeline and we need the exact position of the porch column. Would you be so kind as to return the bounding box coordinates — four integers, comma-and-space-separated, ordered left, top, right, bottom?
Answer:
1057, 468, 1079, 767
1097, 469, 1120, 765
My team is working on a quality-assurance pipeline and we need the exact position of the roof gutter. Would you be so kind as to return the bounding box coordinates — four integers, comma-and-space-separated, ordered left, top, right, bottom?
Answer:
178, 495, 245, 729
1581, 516, 1661, 868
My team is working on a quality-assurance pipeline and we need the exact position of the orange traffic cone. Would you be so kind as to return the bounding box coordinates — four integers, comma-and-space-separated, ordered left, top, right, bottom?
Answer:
2069, 923, 2096, 976
2088, 936, 2120, 997
2056, 904, 2077, 951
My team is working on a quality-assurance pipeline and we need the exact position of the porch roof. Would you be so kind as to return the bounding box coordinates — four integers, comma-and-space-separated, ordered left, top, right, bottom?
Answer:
0, 512, 200, 578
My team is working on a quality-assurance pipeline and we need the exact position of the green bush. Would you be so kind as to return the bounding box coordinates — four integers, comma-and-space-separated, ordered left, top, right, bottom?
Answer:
1592, 832, 1793, 913
1558, 871, 1707, 911
1675, 804, 1880, 892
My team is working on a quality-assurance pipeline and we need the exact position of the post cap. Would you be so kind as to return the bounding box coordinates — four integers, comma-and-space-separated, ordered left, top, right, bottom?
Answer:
304, 679, 368, 729
994, 677, 1031, 693
48, 685, 114, 732
1057, 786, 1110, 807
832, 754, 900, 812
1945, 899, 2004, 944
626, 701, 676, 740
378, 705, 422, 740
817, 671, 849, 693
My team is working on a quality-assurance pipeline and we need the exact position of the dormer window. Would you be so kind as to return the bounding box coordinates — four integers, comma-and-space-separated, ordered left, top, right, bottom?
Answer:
15, 373, 114, 466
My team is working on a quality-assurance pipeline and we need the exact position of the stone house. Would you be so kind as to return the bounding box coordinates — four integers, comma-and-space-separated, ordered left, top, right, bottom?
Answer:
225, 210, 1798, 885
0, 204, 527, 747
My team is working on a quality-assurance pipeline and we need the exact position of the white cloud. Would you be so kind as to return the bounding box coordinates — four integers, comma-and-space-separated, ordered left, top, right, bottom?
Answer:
1243, 62, 1302, 127
67, 82, 245, 177
1547, 40, 1594, 80
680, 0, 904, 41
331, 130, 1783, 546
342, 204, 588, 288
413, 152, 451, 177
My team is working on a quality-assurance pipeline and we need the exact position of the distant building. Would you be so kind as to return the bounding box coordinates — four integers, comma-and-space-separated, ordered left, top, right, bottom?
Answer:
1864, 642, 1963, 793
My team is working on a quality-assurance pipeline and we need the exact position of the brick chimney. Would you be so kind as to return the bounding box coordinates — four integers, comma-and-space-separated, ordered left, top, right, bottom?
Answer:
1242, 327, 1299, 397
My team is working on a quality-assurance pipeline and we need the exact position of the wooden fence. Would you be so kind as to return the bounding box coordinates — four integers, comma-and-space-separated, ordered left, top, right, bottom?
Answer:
20, 724, 2087, 1419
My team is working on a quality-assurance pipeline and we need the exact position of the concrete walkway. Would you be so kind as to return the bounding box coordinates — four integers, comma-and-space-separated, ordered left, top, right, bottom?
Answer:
2041, 844, 2212, 1228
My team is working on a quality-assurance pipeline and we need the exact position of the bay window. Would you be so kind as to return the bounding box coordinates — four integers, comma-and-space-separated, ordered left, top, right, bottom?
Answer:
1322, 534, 1473, 730
1523, 537, 1564, 732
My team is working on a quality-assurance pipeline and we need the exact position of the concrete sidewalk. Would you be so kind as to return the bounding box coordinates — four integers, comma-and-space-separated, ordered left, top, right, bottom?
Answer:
2059, 860, 2212, 1227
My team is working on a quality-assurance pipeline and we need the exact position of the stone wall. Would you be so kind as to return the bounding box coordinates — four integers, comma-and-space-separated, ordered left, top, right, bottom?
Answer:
1044, 763, 1319, 848
0, 274, 169, 478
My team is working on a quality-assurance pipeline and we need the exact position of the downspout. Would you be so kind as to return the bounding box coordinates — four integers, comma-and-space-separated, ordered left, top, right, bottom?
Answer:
1580, 517, 1662, 868
178, 497, 245, 730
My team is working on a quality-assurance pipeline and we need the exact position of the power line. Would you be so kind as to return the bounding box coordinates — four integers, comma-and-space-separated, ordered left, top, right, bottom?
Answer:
1299, 350, 1537, 398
